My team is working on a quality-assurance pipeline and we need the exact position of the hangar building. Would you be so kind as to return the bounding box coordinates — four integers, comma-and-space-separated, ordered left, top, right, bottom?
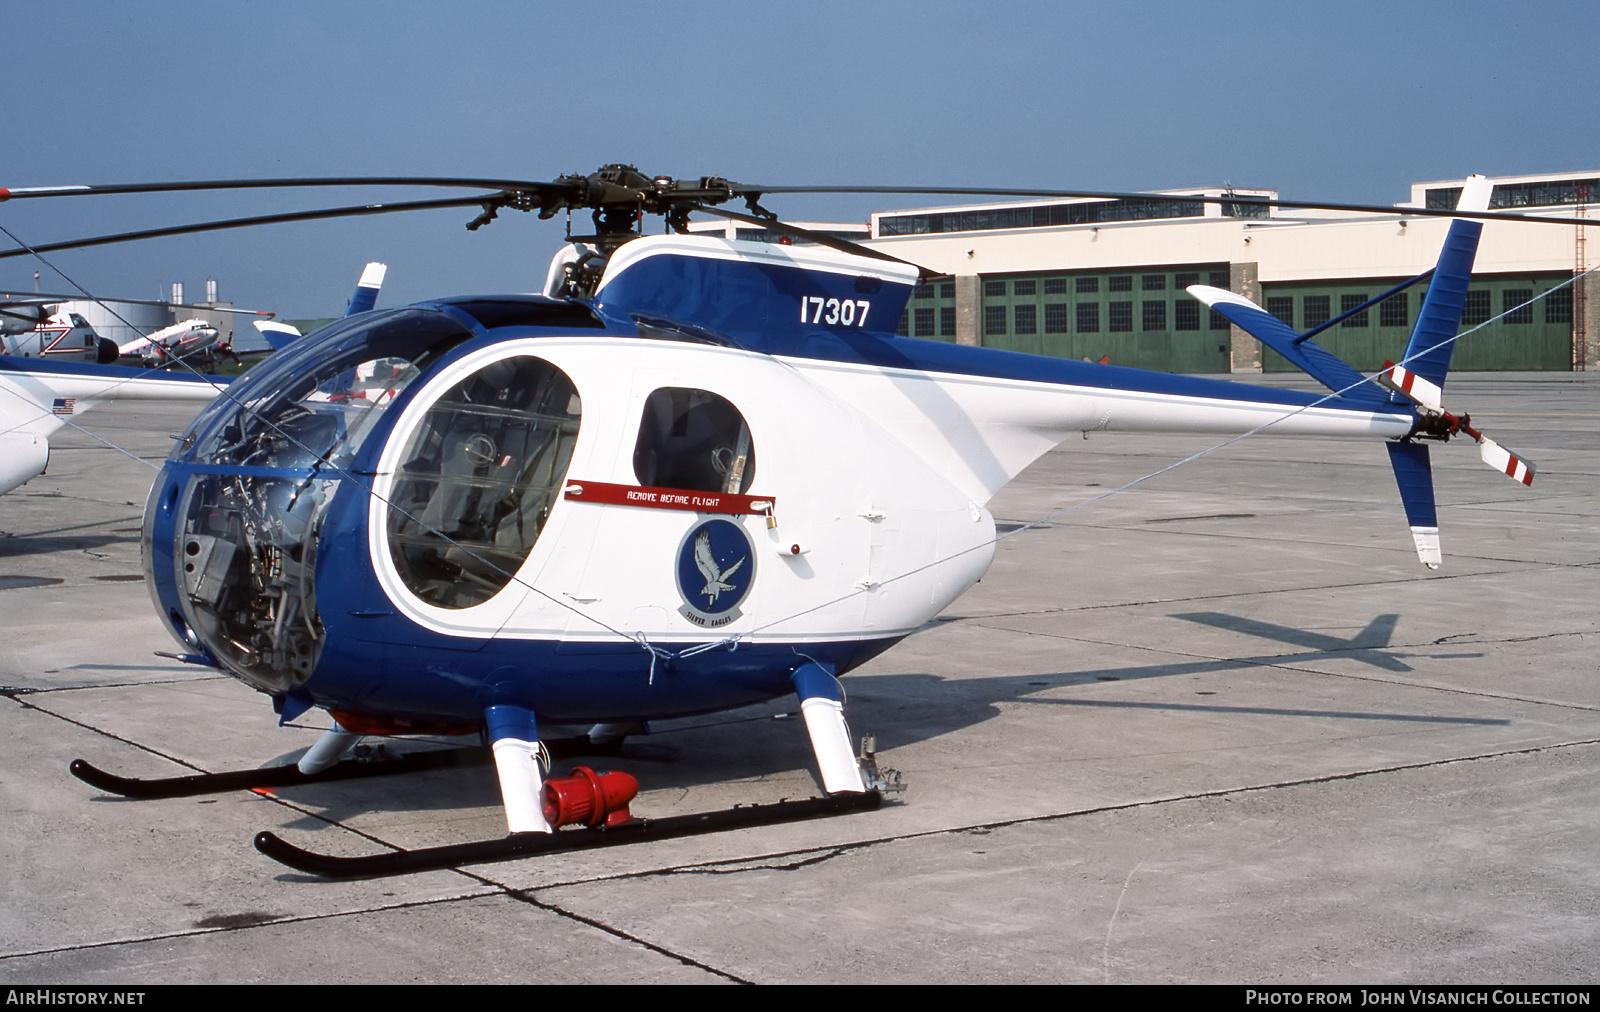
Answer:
855, 170, 1597, 374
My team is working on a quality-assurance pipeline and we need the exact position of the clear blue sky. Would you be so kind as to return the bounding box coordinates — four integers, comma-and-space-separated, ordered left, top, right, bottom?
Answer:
3, 0, 1595, 317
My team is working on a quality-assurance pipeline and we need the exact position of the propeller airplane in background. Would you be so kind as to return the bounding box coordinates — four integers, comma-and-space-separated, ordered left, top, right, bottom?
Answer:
0, 166, 1575, 876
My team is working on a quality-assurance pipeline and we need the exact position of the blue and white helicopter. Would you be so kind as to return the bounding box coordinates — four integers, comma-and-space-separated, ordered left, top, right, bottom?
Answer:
4, 167, 1555, 875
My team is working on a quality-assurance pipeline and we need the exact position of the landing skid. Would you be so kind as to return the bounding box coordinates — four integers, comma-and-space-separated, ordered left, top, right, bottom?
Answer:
68, 748, 489, 799
256, 791, 883, 878
68, 735, 628, 801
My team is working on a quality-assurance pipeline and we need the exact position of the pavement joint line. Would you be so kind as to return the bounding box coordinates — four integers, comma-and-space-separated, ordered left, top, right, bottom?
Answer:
4, 692, 208, 776
0, 514, 144, 539
13, 699, 1593, 925
616, 847, 850, 878
508, 736, 1600, 896
0, 890, 503, 964
504, 889, 754, 984
8, 674, 229, 695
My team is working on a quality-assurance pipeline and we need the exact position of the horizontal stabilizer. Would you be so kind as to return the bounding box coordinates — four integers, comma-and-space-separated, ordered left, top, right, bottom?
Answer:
1187, 286, 1389, 406
254, 319, 302, 351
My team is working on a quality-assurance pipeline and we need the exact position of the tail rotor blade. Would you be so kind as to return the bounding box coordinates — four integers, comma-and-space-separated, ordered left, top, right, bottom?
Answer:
1478, 437, 1536, 486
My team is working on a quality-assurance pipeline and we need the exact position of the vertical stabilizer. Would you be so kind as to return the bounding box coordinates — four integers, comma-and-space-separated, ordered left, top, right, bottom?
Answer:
1399, 175, 1492, 389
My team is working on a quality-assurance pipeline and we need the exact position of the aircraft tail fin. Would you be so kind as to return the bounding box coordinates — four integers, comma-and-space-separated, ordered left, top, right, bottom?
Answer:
1191, 176, 1525, 570
1397, 175, 1492, 390
254, 319, 302, 351
345, 262, 387, 318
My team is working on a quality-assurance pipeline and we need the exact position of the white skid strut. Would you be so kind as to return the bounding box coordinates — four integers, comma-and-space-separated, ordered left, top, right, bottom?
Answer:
792, 663, 867, 794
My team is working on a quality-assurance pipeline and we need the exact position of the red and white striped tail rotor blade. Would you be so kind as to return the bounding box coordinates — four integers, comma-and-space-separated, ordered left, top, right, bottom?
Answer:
1478, 437, 1535, 486
1379, 360, 1444, 413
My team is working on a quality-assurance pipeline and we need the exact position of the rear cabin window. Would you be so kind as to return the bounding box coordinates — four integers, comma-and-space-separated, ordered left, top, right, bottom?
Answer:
633, 388, 756, 494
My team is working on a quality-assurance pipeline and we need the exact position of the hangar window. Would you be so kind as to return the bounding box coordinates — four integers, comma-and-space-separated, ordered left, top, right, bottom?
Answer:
1076, 277, 1099, 294
1175, 273, 1200, 289
940, 307, 956, 337
940, 282, 956, 299
1044, 304, 1069, 334
1014, 305, 1037, 335
1380, 293, 1408, 328
914, 307, 936, 337
1044, 278, 1068, 295
1267, 297, 1295, 326
1174, 301, 1200, 331
1142, 275, 1166, 291
1077, 304, 1100, 333
985, 281, 1007, 297
1341, 294, 1370, 328
1109, 302, 1132, 332
913, 283, 934, 299
1210, 274, 1232, 331
896, 312, 910, 336
1142, 301, 1166, 331
633, 388, 756, 495
1503, 290, 1533, 325
1546, 288, 1572, 324
1304, 296, 1331, 329
1013, 280, 1037, 297
1462, 290, 1491, 326
1109, 276, 1132, 292
387, 355, 581, 610
985, 305, 1007, 336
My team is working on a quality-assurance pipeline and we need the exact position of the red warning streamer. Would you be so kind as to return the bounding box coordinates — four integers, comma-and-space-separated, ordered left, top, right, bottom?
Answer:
562, 479, 774, 517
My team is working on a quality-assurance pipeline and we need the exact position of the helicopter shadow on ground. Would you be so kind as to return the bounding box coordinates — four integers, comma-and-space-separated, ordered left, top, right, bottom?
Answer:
841, 609, 1503, 748
0, 514, 144, 558
261, 610, 1500, 828
0, 533, 139, 558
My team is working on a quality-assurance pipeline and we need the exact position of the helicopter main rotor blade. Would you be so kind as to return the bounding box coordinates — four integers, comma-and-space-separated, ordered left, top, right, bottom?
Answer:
0, 177, 574, 202
0, 195, 497, 260
727, 184, 1596, 229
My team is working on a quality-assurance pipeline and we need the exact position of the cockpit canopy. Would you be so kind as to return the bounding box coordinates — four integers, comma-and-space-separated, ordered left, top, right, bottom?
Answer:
154, 307, 483, 693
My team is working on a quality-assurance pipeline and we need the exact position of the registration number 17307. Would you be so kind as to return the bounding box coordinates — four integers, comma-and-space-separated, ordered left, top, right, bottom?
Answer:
800, 297, 871, 327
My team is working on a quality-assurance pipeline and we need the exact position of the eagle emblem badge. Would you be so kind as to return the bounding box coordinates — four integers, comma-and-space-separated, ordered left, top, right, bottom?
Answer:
676, 518, 754, 627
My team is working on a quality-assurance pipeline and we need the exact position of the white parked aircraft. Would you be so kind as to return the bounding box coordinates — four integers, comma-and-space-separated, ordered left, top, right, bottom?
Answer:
0, 356, 223, 495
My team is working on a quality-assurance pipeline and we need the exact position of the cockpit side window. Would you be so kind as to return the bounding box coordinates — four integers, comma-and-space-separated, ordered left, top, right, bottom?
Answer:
632, 387, 755, 494
387, 355, 581, 610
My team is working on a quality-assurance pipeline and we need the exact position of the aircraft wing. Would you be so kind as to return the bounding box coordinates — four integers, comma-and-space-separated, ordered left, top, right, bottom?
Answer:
0, 298, 56, 335
0, 356, 225, 495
